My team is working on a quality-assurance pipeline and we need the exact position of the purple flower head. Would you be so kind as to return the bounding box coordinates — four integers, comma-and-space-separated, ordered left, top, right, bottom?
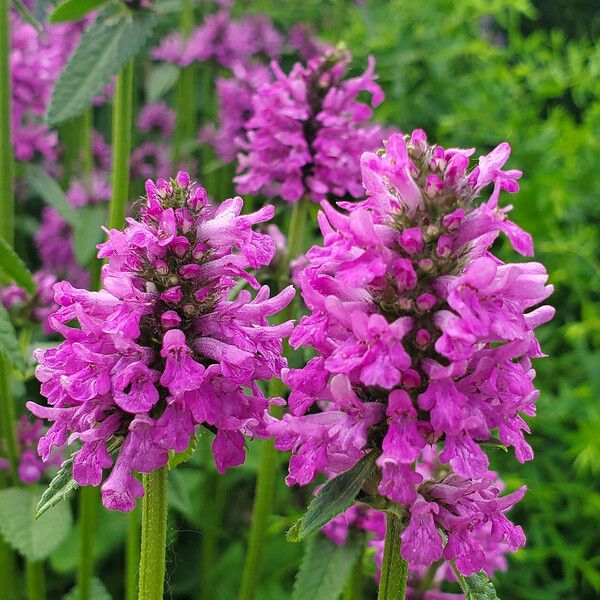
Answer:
30, 172, 294, 511
323, 449, 519, 596
234, 49, 386, 203
137, 102, 175, 138
271, 131, 553, 574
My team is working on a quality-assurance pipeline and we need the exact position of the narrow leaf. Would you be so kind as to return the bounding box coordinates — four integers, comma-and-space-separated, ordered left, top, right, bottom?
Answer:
0, 486, 72, 561
50, 0, 109, 23
0, 304, 25, 372
11, 0, 42, 31
288, 451, 379, 542
73, 204, 107, 266
292, 534, 363, 600
25, 165, 76, 227
453, 567, 501, 600
47, 6, 157, 125
0, 235, 35, 294
36, 456, 79, 519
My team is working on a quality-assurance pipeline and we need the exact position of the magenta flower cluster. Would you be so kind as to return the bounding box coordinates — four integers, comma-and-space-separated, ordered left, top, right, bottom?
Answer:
323, 448, 518, 596
29, 173, 294, 511
234, 50, 386, 203
152, 9, 282, 69
269, 131, 554, 574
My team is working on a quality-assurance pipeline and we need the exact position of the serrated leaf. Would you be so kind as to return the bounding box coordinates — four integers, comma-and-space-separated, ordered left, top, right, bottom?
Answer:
0, 486, 72, 561
0, 304, 25, 372
63, 577, 111, 600
11, 0, 42, 31
24, 165, 77, 227
146, 63, 180, 102
292, 534, 363, 600
168, 432, 199, 469
454, 567, 501, 600
47, 6, 157, 125
0, 235, 35, 294
50, 0, 109, 23
287, 451, 378, 542
36, 456, 79, 519
73, 204, 107, 266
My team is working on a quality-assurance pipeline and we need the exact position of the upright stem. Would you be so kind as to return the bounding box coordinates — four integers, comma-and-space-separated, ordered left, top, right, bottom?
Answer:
125, 505, 140, 600
109, 60, 134, 230
173, 0, 196, 169
238, 198, 310, 600
377, 512, 408, 600
0, 354, 18, 482
0, 0, 13, 245
138, 467, 168, 600
77, 486, 97, 600
26, 560, 45, 600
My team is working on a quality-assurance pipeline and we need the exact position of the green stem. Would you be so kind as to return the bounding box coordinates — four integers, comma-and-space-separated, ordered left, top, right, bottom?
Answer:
109, 60, 134, 231
343, 544, 364, 600
173, 0, 196, 169
377, 512, 408, 600
238, 198, 310, 600
0, 353, 18, 483
199, 467, 226, 600
26, 560, 45, 600
138, 467, 168, 600
77, 486, 97, 600
0, 0, 14, 246
237, 379, 283, 600
126, 506, 140, 600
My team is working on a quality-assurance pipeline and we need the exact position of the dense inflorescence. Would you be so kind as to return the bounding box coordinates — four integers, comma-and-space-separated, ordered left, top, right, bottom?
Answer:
269, 131, 554, 574
234, 49, 386, 203
29, 173, 294, 511
323, 448, 517, 597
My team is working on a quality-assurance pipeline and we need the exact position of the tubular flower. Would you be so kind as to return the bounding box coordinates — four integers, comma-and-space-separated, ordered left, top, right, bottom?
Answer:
234, 49, 386, 203
323, 449, 518, 596
270, 131, 553, 574
29, 172, 294, 511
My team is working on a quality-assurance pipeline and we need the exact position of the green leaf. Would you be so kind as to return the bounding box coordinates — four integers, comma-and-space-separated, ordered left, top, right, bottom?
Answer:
24, 165, 77, 227
73, 204, 107, 266
454, 568, 501, 600
63, 577, 111, 600
50, 0, 109, 23
36, 456, 79, 519
11, 0, 42, 31
0, 235, 35, 294
292, 534, 363, 600
145, 63, 180, 102
47, 5, 157, 125
168, 469, 193, 520
0, 486, 72, 561
287, 451, 378, 542
0, 304, 25, 372
168, 432, 199, 470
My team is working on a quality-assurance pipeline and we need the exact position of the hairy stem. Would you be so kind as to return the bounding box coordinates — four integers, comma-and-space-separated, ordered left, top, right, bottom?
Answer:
109, 61, 134, 230
138, 467, 168, 600
377, 511, 408, 600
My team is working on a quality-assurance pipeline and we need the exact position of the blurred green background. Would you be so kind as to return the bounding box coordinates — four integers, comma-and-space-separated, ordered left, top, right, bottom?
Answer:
32, 1, 600, 598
